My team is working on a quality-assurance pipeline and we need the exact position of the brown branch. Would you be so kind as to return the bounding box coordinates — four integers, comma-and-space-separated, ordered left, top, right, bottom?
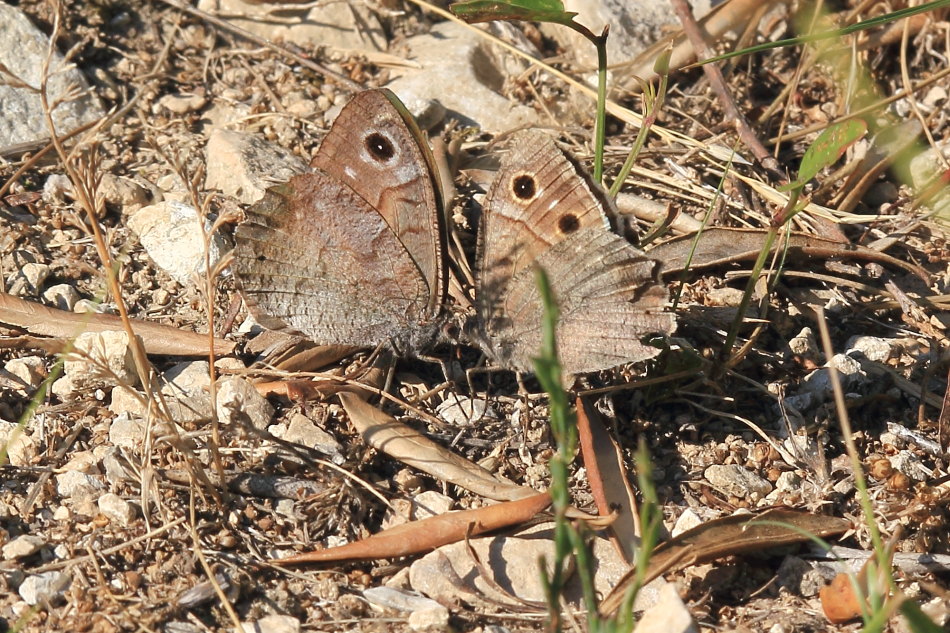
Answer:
669, 0, 782, 178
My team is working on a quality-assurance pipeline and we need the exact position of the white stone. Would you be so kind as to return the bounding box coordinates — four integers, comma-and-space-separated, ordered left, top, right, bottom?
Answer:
74, 299, 108, 314
408, 605, 450, 632
410, 529, 624, 607
99, 174, 149, 212
18, 571, 71, 606
671, 508, 703, 538
161, 361, 213, 424
363, 586, 444, 613
63, 330, 138, 390
704, 287, 745, 307
774, 471, 803, 492
0, 4, 104, 147
42, 283, 80, 311
4, 356, 46, 391
240, 614, 300, 633
158, 93, 207, 115
801, 353, 866, 396
204, 129, 308, 204
127, 201, 226, 285
0, 420, 36, 466
98, 493, 136, 526
217, 376, 274, 431
42, 174, 74, 204
704, 464, 772, 499
635, 582, 698, 633
436, 396, 496, 426
50, 375, 76, 399
2, 534, 45, 560
108, 385, 146, 418
542, 0, 711, 76
387, 22, 537, 135
846, 335, 899, 363
889, 450, 933, 481
280, 412, 341, 458
62, 449, 100, 474
108, 413, 147, 450
411, 491, 454, 520
788, 327, 819, 359
9, 262, 50, 295
55, 470, 105, 499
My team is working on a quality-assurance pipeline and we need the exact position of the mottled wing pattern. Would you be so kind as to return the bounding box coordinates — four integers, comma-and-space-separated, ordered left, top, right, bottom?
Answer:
233, 172, 431, 346
311, 90, 446, 317
476, 132, 675, 374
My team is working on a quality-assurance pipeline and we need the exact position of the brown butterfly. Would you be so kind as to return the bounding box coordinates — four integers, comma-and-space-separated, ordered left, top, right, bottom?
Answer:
232, 89, 675, 375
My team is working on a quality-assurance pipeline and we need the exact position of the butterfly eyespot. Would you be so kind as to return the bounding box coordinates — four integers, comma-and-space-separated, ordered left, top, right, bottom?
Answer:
365, 132, 395, 161
512, 174, 536, 200
557, 213, 580, 234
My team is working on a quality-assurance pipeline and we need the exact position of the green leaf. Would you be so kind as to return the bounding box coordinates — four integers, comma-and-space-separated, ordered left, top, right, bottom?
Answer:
450, 0, 578, 27
785, 119, 867, 189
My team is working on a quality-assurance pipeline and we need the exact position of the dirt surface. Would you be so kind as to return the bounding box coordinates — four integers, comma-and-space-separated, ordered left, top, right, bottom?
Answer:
1, 1, 949, 632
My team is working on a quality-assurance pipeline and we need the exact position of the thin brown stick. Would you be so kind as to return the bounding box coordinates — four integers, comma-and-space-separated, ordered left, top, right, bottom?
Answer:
669, 0, 781, 177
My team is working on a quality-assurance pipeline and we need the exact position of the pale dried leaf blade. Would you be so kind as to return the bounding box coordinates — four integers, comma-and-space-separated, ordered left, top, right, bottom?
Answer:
339, 392, 536, 501
0, 292, 234, 357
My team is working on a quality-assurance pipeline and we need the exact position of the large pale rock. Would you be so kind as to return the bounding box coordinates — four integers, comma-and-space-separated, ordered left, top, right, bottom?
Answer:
4, 356, 46, 392
541, 0, 713, 78
0, 420, 36, 466
387, 22, 537, 134
278, 411, 341, 459
198, 0, 385, 53
98, 493, 137, 526
110, 360, 213, 424
217, 376, 274, 431
409, 527, 626, 607
18, 571, 71, 606
0, 4, 104, 147
55, 469, 105, 500
128, 201, 227, 285
635, 582, 697, 633
2, 534, 45, 560
63, 330, 138, 392
205, 129, 308, 204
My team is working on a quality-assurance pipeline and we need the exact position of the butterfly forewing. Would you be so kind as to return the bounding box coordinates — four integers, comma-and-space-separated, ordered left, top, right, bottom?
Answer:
311, 90, 446, 319
233, 89, 446, 349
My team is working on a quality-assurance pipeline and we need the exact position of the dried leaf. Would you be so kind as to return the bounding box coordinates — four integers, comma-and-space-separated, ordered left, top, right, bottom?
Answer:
651, 227, 929, 281
600, 509, 852, 616
0, 292, 234, 357
577, 396, 640, 563
273, 491, 551, 564
340, 392, 536, 501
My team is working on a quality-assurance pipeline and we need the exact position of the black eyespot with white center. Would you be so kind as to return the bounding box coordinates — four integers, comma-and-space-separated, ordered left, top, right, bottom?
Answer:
365, 132, 395, 161
512, 174, 536, 200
